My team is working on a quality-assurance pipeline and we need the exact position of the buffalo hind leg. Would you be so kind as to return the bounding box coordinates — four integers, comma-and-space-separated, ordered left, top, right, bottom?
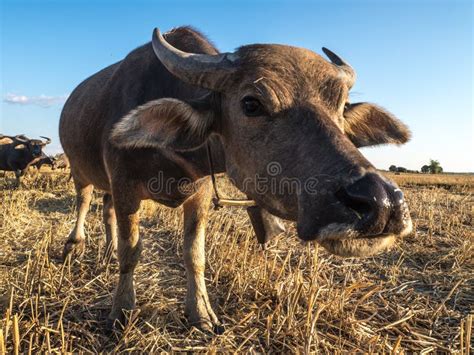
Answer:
103, 193, 118, 261
183, 179, 222, 333
107, 186, 142, 328
63, 181, 93, 259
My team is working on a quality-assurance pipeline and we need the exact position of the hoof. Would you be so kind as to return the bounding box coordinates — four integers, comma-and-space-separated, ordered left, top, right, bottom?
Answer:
186, 314, 224, 335
105, 308, 128, 333
188, 318, 224, 334
105, 315, 125, 333
62, 240, 85, 262
213, 323, 225, 335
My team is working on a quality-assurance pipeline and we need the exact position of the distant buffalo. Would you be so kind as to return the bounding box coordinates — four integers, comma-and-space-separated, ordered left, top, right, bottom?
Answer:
0, 134, 51, 185
53, 153, 70, 170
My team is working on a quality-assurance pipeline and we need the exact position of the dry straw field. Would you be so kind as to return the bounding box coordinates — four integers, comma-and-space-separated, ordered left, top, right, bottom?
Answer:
0, 169, 473, 353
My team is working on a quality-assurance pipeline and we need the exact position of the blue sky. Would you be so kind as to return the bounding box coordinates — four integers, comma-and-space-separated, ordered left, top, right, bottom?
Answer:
1, 0, 472, 172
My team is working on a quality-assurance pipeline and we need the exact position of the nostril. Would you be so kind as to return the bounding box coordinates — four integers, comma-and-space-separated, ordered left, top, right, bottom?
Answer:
335, 187, 373, 218
336, 172, 395, 236
334, 173, 408, 236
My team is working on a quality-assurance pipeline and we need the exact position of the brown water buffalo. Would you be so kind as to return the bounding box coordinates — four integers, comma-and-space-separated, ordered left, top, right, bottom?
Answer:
0, 134, 51, 185
59, 26, 412, 332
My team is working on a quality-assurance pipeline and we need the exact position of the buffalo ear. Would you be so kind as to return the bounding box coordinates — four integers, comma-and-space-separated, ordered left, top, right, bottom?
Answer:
110, 97, 215, 151
344, 103, 411, 147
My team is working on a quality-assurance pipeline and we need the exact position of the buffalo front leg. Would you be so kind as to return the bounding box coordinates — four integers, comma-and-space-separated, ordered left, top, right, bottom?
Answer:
103, 193, 118, 260
108, 190, 142, 328
63, 181, 93, 259
14, 170, 21, 187
182, 179, 221, 332
14, 169, 25, 188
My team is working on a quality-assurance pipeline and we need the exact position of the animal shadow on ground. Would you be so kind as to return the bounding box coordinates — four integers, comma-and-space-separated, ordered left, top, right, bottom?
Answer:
34, 195, 76, 215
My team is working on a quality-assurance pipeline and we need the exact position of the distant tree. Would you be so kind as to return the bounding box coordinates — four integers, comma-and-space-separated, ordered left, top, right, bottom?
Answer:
389, 165, 397, 172
396, 167, 407, 173
429, 159, 443, 174
421, 165, 430, 173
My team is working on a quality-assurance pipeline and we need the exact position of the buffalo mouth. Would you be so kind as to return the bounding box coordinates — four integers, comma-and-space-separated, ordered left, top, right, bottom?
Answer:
296, 172, 413, 257
304, 219, 413, 258
318, 232, 396, 258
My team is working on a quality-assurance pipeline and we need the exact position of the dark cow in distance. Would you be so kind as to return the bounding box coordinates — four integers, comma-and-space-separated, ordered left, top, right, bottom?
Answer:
59, 26, 412, 331
0, 134, 51, 185
30, 153, 56, 171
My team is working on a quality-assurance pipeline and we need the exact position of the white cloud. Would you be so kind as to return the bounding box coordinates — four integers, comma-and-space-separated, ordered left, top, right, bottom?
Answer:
3, 93, 69, 108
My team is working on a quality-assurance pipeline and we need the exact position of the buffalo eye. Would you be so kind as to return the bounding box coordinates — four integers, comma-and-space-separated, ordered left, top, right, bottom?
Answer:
241, 96, 265, 117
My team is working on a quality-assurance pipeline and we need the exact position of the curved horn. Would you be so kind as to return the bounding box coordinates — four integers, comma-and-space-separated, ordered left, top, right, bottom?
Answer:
14, 134, 29, 142
39, 136, 51, 145
322, 47, 356, 88
151, 28, 237, 91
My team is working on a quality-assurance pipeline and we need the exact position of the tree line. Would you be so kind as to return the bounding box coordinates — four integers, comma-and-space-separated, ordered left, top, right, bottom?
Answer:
389, 159, 443, 174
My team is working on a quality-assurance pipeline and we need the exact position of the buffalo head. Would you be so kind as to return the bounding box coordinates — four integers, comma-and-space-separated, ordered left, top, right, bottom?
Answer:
9, 134, 51, 158
111, 28, 412, 257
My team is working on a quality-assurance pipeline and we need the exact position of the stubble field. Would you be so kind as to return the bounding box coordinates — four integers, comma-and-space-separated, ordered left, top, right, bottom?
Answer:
0, 170, 473, 353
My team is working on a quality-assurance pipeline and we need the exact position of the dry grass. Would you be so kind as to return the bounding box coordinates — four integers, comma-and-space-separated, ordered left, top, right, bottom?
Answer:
0, 170, 473, 352
386, 172, 474, 189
